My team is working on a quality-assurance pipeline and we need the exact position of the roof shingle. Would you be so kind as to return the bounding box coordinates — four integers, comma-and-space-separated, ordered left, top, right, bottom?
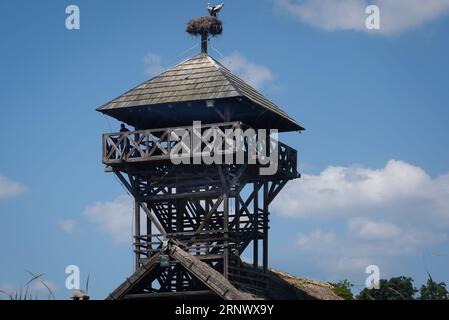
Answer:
97, 53, 303, 130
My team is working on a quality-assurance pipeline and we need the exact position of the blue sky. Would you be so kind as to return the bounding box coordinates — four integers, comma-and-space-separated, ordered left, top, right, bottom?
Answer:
1, 0, 449, 299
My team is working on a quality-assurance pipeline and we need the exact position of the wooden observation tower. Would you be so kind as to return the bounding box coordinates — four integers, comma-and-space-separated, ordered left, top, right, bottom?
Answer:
97, 11, 304, 300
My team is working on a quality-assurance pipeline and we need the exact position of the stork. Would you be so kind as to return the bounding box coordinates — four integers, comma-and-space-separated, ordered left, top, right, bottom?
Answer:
207, 3, 224, 17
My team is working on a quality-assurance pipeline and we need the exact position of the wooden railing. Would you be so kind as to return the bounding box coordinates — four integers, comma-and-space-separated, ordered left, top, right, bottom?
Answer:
103, 122, 244, 164
103, 122, 298, 179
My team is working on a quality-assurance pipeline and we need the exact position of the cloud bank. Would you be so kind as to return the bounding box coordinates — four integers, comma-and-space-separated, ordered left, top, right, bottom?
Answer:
273, 160, 449, 277
274, 160, 449, 223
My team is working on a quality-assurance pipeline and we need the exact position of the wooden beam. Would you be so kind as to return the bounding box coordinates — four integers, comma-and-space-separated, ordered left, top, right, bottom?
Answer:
223, 193, 229, 279
253, 182, 259, 269
195, 195, 223, 234
263, 181, 269, 273
106, 253, 161, 300
169, 244, 254, 300
147, 215, 152, 257
135, 200, 141, 271
140, 203, 167, 238
123, 290, 216, 300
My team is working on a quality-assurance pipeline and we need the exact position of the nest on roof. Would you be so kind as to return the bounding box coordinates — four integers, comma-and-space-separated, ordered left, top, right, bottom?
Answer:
186, 16, 223, 36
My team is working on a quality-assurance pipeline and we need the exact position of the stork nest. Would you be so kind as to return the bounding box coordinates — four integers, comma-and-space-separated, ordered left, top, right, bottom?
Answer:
186, 16, 223, 36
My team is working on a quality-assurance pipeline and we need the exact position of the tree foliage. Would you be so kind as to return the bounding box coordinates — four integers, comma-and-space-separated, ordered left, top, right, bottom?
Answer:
419, 275, 449, 300
338, 275, 449, 300
357, 276, 418, 300
332, 280, 354, 300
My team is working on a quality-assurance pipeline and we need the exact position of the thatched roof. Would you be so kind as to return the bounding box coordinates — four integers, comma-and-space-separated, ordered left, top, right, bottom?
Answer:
268, 269, 343, 300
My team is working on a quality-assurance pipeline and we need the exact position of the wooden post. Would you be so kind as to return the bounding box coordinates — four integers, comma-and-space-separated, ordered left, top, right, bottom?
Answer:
147, 215, 152, 257
263, 181, 269, 273
262, 130, 271, 273
205, 199, 210, 255
235, 194, 241, 279
135, 200, 141, 271
253, 182, 259, 269
235, 194, 240, 255
224, 105, 231, 122
223, 193, 229, 278
201, 33, 208, 54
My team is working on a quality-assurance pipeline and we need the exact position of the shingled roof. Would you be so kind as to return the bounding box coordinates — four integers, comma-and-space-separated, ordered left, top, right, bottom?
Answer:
97, 53, 304, 132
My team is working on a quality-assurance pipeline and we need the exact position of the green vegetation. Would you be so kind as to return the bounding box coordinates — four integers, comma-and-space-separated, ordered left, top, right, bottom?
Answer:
357, 276, 417, 300
332, 275, 449, 300
419, 274, 449, 300
332, 280, 354, 300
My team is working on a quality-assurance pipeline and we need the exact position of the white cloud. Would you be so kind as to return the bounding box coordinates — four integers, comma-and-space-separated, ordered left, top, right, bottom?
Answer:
144, 52, 165, 76
221, 52, 275, 89
273, 160, 449, 277
84, 195, 133, 244
348, 217, 401, 240
0, 175, 27, 200
296, 224, 447, 279
273, 160, 449, 223
295, 222, 445, 276
277, 0, 449, 34
278, 0, 367, 32
57, 219, 77, 234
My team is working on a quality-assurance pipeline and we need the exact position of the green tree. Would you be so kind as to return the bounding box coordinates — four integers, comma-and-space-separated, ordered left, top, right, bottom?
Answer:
420, 275, 449, 300
332, 280, 354, 300
357, 276, 417, 300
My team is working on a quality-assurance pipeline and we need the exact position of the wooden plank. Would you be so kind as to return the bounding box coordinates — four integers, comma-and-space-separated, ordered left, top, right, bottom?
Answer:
123, 290, 216, 300
253, 182, 259, 269
169, 244, 254, 300
135, 200, 141, 271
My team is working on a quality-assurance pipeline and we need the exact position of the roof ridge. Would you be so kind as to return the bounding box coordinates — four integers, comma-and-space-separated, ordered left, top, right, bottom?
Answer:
204, 55, 245, 97
204, 55, 299, 127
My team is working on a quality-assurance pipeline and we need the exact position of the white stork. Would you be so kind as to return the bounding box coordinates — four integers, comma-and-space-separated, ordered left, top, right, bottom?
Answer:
207, 3, 224, 17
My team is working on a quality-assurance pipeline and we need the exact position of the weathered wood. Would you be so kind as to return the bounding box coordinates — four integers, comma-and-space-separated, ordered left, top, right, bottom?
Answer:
253, 182, 259, 269
263, 181, 269, 273
123, 290, 216, 300
170, 244, 254, 300
106, 253, 161, 300
104, 123, 299, 298
195, 195, 223, 233
223, 193, 229, 279
139, 202, 167, 237
103, 122, 243, 165
135, 200, 141, 270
